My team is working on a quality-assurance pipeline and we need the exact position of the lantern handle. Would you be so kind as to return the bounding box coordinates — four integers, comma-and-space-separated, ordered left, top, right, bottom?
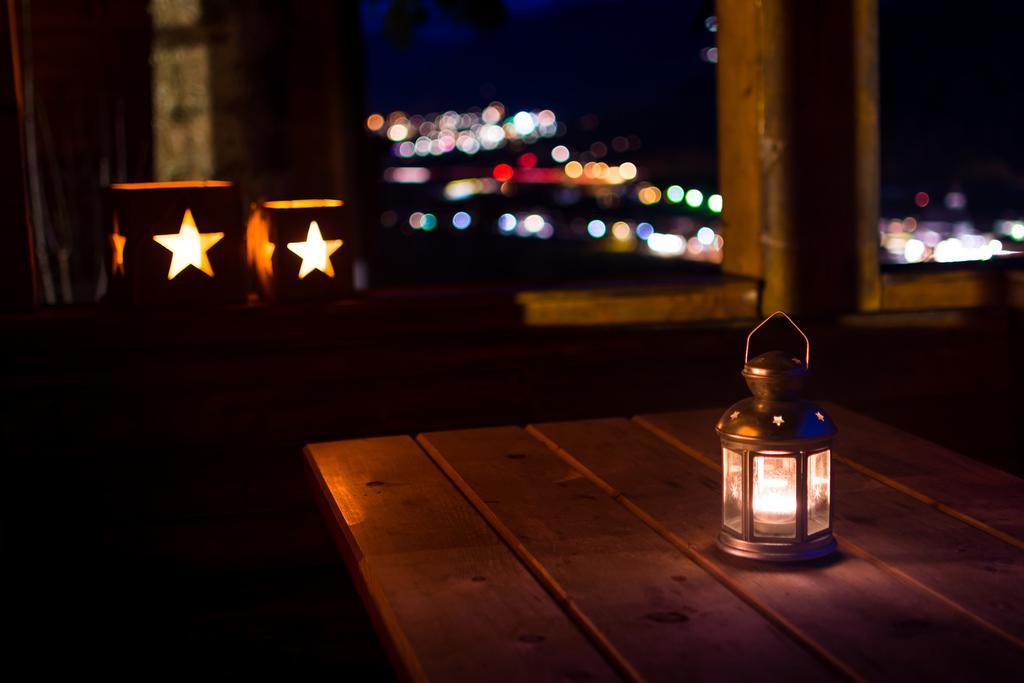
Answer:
744, 311, 810, 369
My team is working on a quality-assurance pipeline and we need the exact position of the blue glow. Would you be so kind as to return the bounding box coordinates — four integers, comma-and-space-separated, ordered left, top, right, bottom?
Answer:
587, 219, 607, 238
636, 222, 654, 240
452, 211, 471, 229
498, 213, 517, 232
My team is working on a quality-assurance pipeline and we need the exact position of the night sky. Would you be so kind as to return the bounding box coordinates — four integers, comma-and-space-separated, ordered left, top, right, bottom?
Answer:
361, 0, 1024, 213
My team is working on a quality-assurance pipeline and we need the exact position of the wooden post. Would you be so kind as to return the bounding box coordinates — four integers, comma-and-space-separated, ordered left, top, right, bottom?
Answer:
717, 0, 880, 315
0, 0, 35, 312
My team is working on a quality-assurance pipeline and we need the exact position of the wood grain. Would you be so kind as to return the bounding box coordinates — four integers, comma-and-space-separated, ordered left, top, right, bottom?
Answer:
637, 408, 1024, 643
305, 435, 618, 683
531, 418, 1024, 682
418, 426, 837, 683
821, 402, 1024, 543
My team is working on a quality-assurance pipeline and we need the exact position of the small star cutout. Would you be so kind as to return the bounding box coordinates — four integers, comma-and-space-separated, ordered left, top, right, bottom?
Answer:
815, 411, 825, 422
772, 415, 785, 426
287, 221, 343, 279
730, 410, 740, 420
153, 209, 223, 279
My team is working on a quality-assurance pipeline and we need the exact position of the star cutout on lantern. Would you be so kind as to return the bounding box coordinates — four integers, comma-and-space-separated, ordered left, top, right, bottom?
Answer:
815, 411, 825, 422
730, 410, 740, 420
287, 221, 343, 279
110, 215, 126, 275
772, 415, 785, 426
152, 209, 224, 279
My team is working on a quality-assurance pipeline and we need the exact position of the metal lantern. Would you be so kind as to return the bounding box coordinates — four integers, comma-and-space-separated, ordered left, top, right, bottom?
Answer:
716, 311, 837, 562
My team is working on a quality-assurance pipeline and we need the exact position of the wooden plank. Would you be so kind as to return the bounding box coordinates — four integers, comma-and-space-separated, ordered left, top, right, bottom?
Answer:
636, 408, 1024, 642
514, 279, 759, 327
821, 402, 1024, 542
530, 418, 1024, 682
880, 269, 1004, 311
418, 426, 839, 683
305, 436, 618, 683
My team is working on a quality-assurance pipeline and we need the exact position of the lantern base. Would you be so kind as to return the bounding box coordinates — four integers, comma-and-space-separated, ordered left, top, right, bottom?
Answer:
717, 531, 837, 562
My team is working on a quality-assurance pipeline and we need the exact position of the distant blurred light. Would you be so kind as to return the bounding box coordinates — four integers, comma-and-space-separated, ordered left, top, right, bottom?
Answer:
452, 211, 472, 230
685, 189, 704, 208
914, 191, 930, 208
513, 111, 537, 136
366, 113, 385, 131
457, 136, 481, 154
479, 124, 506, 149
564, 161, 584, 179
636, 222, 654, 240
612, 136, 629, 153
990, 239, 1003, 253
697, 226, 715, 245
612, 221, 631, 241
524, 214, 545, 233
666, 185, 685, 203
647, 232, 684, 256
482, 103, 503, 124
518, 152, 538, 169
638, 185, 662, 205
414, 137, 431, 156
384, 167, 430, 184
705, 16, 718, 32
1012, 223, 1024, 241
551, 145, 570, 163
538, 223, 554, 239
903, 216, 917, 231
700, 47, 718, 63
708, 193, 723, 213
397, 141, 415, 158
618, 162, 637, 180
590, 141, 607, 158
387, 124, 409, 141
945, 191, 967, 210
498, 213, 517, 232
538, 109, 556, 126
420, 213, 437, 231
493, 163, 515, 182
587, 219, 607, 238
688, 236, 703, 255
408, 212, 424, 229
904, 238, 926, 263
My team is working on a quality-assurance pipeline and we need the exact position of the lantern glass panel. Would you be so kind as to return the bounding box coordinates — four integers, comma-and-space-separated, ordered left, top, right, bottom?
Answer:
807, 450, 831, 535
722, 448, 744, 533
752, 455, 797, 538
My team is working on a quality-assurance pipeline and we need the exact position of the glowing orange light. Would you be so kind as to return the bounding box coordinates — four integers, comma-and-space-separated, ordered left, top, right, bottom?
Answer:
152, 209, 224, 279
287, 221, 343, 279
111, 180, 232, 190
110, 214, 126, 275
493, 163, 515, 183
366, 113, 385, 131
564, 161, 583, 179
263, 199, 343, 209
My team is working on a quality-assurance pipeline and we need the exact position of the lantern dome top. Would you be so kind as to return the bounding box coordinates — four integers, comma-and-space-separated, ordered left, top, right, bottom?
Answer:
716, 397, 836, 447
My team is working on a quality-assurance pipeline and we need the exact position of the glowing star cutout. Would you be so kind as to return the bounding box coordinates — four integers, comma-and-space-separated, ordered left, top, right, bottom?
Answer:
772, 415, 785, 426
287, 221, 342, 279
815, 411, 825, 422
110, 216, 126, 275
730, 410, 740, 420
152, 209, 224, 279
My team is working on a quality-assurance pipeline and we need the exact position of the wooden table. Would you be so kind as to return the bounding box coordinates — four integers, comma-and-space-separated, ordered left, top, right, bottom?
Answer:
305, 404, 1024, 682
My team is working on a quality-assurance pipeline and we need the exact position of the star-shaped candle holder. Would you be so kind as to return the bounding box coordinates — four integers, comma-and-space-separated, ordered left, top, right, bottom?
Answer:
106, 181, 246, 305
246, 199, 354, 302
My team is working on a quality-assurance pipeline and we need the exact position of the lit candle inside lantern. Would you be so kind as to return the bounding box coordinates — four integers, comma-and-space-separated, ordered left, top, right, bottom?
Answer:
752, 455, 797, 537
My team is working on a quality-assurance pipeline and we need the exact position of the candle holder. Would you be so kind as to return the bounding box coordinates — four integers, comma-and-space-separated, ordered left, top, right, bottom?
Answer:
246, 199, 353, 302
106, 181, 246, 306
716, 311, 837, 562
